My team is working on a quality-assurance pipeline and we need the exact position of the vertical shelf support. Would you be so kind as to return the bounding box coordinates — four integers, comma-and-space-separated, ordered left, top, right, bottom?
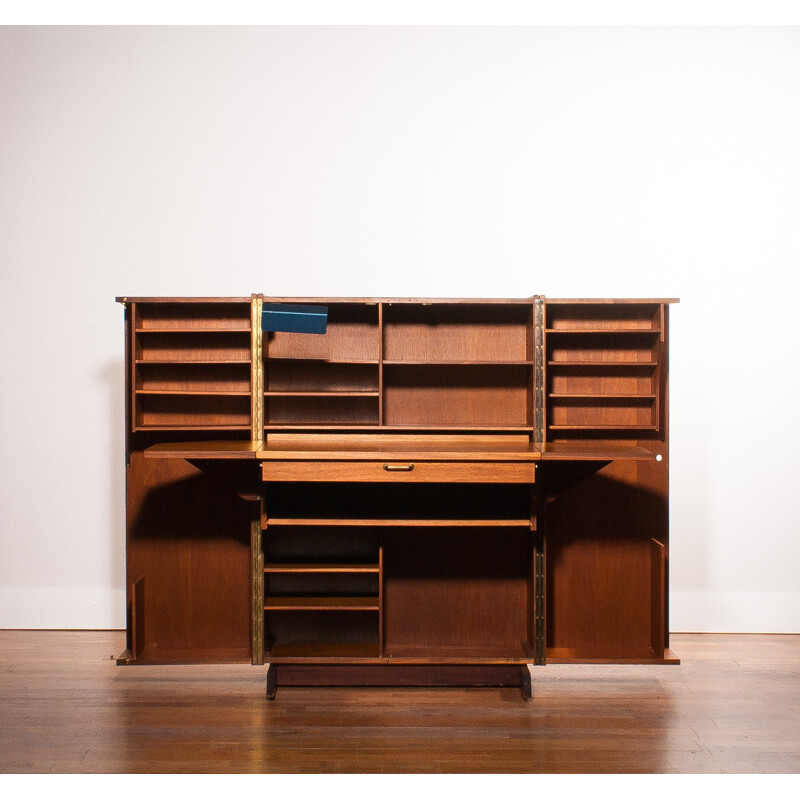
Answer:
251, 517, 264, 665
533, 535, 546, 666
251, 294, 264, 440
533, 296, 546, 450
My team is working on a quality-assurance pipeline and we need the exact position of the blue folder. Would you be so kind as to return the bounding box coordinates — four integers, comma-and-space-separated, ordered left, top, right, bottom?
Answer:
262, 303, 328, 334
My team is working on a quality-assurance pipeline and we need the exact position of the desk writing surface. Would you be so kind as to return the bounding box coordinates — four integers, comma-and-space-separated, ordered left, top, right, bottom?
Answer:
144, 440, 261, 459
256, 434, 541, 461
540, 442, 659, 461
143, 439, 658, 463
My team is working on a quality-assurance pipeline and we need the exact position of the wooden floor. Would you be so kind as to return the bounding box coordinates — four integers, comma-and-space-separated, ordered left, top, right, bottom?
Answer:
1, 631, 799, 773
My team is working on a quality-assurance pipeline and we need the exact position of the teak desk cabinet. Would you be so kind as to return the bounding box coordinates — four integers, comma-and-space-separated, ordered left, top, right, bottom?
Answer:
117, 295, 679, 699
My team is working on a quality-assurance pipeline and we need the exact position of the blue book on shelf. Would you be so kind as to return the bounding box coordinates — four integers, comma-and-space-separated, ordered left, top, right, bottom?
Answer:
262, 303, 328, 334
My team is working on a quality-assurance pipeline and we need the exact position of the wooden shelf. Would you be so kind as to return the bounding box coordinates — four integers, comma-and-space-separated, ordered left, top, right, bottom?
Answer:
264, 424, 380, 430
264, 424, 534, 432
266, 518, 531, 527
265, 643, 381, 661
548, 424, 659, 431
264, 563, 380, 574
135, 327, 250, 333
545, 329, 659, 335
548, 361, 659, 367
383, 360, 534, 366
144, 441, 262, 459
135, 358, 251, 364
264, 596, 380, 611
134, 424, 251, 431
548, 393, 656, 400
264, 391, 379, 397
384, 642, 533, 664
539, 443, 658, 460
265, 356, 380, 364
136, 390, 251, 396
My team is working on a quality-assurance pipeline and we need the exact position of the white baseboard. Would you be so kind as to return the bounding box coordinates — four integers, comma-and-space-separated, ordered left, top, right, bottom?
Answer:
0, 587, 126, 629
670, 591, 800, 633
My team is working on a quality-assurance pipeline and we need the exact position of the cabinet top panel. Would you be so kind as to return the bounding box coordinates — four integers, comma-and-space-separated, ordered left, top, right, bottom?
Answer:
545, 298, 679, 304
118, 296, 678, 304
116, 296, 251, 303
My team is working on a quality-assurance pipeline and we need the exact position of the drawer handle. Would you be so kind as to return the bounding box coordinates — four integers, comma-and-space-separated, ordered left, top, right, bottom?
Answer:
383, 463, 415, 472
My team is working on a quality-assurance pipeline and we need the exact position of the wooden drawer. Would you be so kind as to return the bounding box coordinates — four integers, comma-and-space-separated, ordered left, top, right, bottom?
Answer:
261, 460, 536, 483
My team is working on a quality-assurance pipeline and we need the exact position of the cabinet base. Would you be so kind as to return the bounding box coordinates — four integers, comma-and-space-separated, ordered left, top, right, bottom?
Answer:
266, 663, 534, 699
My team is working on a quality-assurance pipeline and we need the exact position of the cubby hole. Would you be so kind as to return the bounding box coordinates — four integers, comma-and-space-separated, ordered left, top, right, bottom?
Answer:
546, 303, 660, 332
265, 302, 379, 362
135, 331, 251, 362
264, 395, 379, 427
135, 363, 250, 394
383, 364, 532, 428
547, 332, 659, 364
382, 303, 532, 362
134, 302, 251, 331
264, 361, 378, 393
382, 527, 532, 658
264, 611, 380, 659
134, 394, 250, 429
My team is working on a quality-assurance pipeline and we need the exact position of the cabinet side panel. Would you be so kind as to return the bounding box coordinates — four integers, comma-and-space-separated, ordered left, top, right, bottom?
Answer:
125, 451, 252, 662
545, 457, 669, 659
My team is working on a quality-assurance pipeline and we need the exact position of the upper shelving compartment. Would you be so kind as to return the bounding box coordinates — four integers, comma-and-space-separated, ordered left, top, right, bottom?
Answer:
134, 301, 251, 331
383, 302, 532, 363
547, 332, 660, 365
265, 302, 379, 362
546, 302, 661, 332
543, 301, 667, 442
130, 299, 253, 432
134, 332, 251, 363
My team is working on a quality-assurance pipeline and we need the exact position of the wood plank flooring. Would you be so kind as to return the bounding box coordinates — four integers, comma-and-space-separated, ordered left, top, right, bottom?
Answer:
1, 631, 799, 773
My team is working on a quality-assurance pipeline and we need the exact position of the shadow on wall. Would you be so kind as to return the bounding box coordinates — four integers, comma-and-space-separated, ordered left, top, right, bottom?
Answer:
99, 357, 127, 618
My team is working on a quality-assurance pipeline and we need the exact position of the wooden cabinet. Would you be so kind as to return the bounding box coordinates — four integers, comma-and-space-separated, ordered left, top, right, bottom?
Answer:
117, 295, 678, 698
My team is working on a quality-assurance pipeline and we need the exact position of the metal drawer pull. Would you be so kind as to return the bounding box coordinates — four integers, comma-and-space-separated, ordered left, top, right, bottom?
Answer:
383, 463, 415, 471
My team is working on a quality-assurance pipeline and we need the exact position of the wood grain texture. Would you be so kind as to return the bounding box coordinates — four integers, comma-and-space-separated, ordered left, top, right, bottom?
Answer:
0, 631, 795, 774
261, 460, 536, 483
259, 433, 541, 461
544, 458, 669, 659
124, 453, 253, 663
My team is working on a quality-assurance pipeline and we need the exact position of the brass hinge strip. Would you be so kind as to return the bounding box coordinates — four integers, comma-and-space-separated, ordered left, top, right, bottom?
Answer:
533, 295, 546, 450
251, 294, 264, 440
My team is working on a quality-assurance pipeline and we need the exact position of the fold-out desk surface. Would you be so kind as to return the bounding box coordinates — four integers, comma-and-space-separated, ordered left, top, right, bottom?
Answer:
256, 435, 542, 462
144, 438, 659, 462
144, 440, 262, 459
539, 442, 660, 461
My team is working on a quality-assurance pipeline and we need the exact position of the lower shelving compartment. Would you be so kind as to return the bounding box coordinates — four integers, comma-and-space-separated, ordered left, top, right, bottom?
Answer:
260, 521, 538, 666
382, 527, 534, 659
264, 611, 381, 662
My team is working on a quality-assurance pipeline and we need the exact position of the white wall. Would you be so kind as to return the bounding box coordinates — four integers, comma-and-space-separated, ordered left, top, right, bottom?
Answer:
1, 26, 798, 632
